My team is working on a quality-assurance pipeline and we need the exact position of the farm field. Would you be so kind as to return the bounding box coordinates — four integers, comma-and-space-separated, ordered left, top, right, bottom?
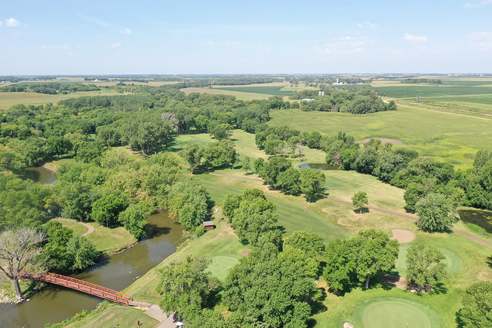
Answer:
0, 90, 121, 111
181, 86, 271, 100
270, 104, 492, 169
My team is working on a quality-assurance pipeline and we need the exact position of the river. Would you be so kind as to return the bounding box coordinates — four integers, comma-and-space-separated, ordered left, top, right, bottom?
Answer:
0, 167, 184, 328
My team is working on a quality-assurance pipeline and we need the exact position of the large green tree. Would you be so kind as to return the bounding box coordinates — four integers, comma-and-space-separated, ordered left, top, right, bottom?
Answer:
91, 191, 129, 227
300, 168, 326, 202
416, 193, 458, 232
406, 243, 446, 293
457, 282, 492, 327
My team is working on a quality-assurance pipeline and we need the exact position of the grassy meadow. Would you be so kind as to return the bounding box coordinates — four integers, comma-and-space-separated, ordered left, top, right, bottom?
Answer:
0, 90, 121, 111
270, 104, 492, 169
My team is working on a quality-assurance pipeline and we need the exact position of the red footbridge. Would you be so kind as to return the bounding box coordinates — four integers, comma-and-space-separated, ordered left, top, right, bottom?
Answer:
24, 272, 132, 305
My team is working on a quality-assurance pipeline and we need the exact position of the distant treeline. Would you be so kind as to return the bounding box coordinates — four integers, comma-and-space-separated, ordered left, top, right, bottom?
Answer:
292, 87, 397, 114
0, 82, 100, 94
402, 78, 443, 84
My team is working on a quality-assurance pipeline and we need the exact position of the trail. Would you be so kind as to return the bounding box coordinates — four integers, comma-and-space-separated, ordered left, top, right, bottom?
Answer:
81, 222, 95, 237
131, 302, 175, 328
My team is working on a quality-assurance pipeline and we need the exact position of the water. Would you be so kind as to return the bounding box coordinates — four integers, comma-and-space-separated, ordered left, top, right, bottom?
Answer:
22, 166, 57, 185
298, 162, 338, 170
0, 167, 184, 328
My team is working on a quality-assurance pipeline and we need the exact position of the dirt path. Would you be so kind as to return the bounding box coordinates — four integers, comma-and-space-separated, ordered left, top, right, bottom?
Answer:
130, 302, 175, 328
81, 222, 95, 237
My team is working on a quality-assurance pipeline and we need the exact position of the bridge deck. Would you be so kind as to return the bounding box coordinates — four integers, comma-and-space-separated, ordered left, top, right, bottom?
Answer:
25, 272, 131, 305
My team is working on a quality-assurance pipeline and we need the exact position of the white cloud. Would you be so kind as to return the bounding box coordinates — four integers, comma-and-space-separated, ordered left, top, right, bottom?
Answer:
78, 14, 110, 28
465, 0, 492, 8
110, 42, 121, 49
403, 33, 428, 44
121, 27, 132, 35
4, 17, 20, 28
469, 32, 492, 50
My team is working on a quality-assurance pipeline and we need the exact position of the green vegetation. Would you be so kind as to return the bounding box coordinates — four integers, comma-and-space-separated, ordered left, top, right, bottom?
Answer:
0, 82, 100, 94
215, 85, 295, 96
352, 191, 368, 213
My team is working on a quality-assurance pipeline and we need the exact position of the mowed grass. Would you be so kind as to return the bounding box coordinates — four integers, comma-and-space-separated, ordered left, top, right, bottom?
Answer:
270, 105, 492, 169
0, 90, 120, 110
61, 304, 157, 328
54, 218, 137, 254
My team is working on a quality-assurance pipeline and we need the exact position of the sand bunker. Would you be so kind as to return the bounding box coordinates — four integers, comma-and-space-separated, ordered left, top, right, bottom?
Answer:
392, 229, 416, 244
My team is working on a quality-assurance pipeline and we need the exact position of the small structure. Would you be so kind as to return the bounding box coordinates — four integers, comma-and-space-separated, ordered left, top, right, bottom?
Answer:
202, 221, 216, 230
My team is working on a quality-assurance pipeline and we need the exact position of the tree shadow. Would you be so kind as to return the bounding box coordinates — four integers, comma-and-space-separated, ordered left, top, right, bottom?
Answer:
354, 207, 369, 214
487, 256, 492, 268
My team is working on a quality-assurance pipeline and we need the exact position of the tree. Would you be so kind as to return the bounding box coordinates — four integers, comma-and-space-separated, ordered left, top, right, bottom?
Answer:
406, 244, 446, 293
40, 221, 99, 273
299, 168, 326, 202
416, 193, 458, 232
0, 228, 45, 301
354, 230, 399, 289
323, 230, 398, 293
91, 191, 129, 227
259, 157, 291, 188
283, 231, 325, 276
456, 282, 492, 328
118, 202, 152, 240
277, 167, 301, 195
352, 191, 368, 213
211, 123, 232, 140
223, 246, 317, 328
167, 181, 212, 231
157, 257, 218, 321
224, 189, 283, 247
240, 156, 252, 173
124, 119, 175, 155
57, 183, 94, 221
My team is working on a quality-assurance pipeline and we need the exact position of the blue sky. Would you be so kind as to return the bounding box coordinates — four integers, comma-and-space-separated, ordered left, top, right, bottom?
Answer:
1, 0, 491, 74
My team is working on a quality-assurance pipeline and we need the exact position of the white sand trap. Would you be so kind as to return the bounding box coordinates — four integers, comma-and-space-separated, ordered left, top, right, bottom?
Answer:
392, 229, 415, 244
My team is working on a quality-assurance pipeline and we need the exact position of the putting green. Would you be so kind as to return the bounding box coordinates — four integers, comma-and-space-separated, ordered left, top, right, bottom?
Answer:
352, 297, 440, 328
207, 256, 240, 281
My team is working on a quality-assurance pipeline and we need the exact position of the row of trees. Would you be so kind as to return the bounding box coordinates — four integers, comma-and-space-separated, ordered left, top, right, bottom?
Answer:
293, 87, 397, 114
253, 157, 326, 202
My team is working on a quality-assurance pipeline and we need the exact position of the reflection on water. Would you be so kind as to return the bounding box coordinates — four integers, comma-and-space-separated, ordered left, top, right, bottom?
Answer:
459, 208, 492, 234
23, 166, 57, 185
0, 212, 183, 328
298, 162, 338, 170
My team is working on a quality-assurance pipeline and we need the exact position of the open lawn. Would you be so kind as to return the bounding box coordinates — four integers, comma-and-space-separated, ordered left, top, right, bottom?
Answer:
0, 90, 121, 111
270, 105, 492, 169
54, 218, 137, 254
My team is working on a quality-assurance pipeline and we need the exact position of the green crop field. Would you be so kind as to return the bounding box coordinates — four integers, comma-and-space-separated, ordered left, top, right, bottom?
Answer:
270, 104, 492, 169
214, 85, 295, 96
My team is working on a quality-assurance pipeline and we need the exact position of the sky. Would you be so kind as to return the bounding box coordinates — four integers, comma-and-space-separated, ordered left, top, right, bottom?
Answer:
1, 0, 492, 75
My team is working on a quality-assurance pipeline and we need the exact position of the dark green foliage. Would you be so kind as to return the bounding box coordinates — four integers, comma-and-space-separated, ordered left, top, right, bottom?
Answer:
456, 282, 492, 328
257, 156, 291, 188
123, 117, 175, 155
0, 82, 99, 94
223, 246, 317, 328
118, 202, 152, 240
210, 123, 232, 140
157, 257, 219, 322
352, 191, 368, 212
182, 141, 237, 173
406, 243, 446, 293
416, 193, 458, 232
461, 150, 492, 210
296, 87, 396, 114
256, 126, 300, 156
325, 132, 358, 169
299, 168, 326, 202
57, 183, 95, 221
224, 189, 283, 247
40, 221, 99, 273
323, 230, 399, 293
0, 174, 53, 230
167, 180, 212, 231
91, 191, 129, 227
277, 167, 301, 195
